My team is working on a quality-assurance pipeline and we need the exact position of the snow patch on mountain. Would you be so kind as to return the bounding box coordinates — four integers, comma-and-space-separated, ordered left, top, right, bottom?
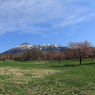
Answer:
15, 43, 36, 50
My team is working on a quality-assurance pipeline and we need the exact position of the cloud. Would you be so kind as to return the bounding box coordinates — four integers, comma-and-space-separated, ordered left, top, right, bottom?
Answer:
0, 0, 94, 36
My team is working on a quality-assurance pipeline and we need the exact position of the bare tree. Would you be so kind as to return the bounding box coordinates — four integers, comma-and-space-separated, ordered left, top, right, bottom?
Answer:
21, 49, 44, 61
87, 47, 95, 61
68, 41, 92, 65
53, 52, 65, 65
64, 49, 74, 60
46, 51, 54, 62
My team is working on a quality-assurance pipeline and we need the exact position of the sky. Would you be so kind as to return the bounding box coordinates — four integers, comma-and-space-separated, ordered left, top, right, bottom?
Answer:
0, 0, 95, 53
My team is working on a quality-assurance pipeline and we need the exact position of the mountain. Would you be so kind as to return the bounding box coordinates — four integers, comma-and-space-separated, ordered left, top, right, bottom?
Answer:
2, 43, 67, 54
2, 43, 36, 54
36, 44, 67, 52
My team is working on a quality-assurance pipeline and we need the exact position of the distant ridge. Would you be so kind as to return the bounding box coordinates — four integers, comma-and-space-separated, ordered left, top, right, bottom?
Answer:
2, 43, 67, 54
20, 43, 30, 45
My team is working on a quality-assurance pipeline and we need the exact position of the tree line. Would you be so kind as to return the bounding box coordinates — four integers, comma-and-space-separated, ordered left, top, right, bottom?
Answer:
0, 41, 95, 65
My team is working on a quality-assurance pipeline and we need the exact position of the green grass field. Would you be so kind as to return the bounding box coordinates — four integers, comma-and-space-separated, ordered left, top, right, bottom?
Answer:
0, 60, 95, 95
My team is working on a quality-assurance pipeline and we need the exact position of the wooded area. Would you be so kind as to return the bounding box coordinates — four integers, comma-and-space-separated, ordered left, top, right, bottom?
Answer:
0, 41, 95, 65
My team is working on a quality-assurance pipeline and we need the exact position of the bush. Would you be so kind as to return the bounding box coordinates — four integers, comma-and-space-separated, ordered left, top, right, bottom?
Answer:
14, 57, 22, 61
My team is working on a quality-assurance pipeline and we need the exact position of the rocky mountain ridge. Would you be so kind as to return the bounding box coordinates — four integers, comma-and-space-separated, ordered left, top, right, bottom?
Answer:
2, 43, 67, 54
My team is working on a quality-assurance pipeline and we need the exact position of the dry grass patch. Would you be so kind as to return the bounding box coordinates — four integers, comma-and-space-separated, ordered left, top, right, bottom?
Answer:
31, 69, 61, 78
0, 67, 23, 76
0, 67, 61, 82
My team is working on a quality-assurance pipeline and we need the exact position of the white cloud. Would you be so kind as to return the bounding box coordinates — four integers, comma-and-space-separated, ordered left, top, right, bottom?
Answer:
0, 0, 94, 36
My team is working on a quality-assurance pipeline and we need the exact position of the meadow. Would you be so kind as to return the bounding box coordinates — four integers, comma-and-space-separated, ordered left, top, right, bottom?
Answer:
0, 60, 95, 95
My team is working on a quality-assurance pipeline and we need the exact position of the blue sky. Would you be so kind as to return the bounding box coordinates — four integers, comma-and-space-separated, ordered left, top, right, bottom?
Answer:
0, 0, 95, 53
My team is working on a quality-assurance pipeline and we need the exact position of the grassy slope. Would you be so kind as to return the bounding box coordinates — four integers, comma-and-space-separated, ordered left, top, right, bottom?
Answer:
0, 60, 95, 95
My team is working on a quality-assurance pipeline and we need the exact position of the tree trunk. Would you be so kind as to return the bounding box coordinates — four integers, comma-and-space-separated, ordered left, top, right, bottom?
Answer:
59, 60, 61, 66
79, 59, 82, 65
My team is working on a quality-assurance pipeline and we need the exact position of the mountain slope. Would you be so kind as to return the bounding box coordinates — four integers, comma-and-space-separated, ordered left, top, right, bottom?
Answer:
36, 44, 67, 52
2, 43, 36, 54
2, 43, 67, 54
